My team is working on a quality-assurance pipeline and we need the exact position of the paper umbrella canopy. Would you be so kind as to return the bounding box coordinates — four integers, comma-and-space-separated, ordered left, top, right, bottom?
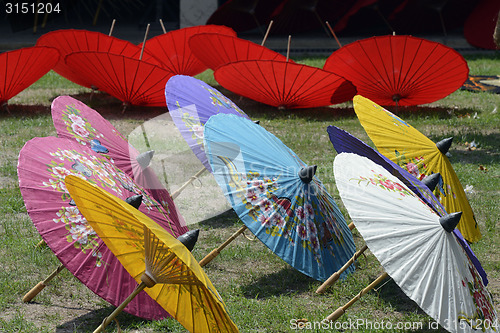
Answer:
50, 95, 187, 229
165, 74, 250, 171
65, 175, 239, 332
188, 33, 288, 71
36, 29, 161, 88
214, 59, 357, 109
333, 152, 497, 333
203, 113, 356, 281
17, 136, 187, 320
326, 125, 487, 285
138, 24, 236, 76
352, 95, 481, 243
323, 35, 469, 106
64, 51, 175, 107
0, 46, 59, 107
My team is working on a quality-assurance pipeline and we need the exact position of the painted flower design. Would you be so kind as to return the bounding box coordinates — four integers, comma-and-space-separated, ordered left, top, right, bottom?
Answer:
220, 161, 347, 267
297, 224, 308, 240
42, 147, 167, 267
54, 205, 103, 267
65, 206, 84, 223
395, 150, 427, 180
309, 235, 320, 252
458, 261, 497, 330
203, 85, 246, 116
259, 214, 272, 228
295, 206, 305, 221
245, 188, 260, 205
356, 171, 413, 198
180, 112, 204, 147
68, 113, 85, 126
304, 203, 315, 219
259, 198, 273, 214
192, 124, 204, 139
272, 214, 286, 228
71, 122, 90, 138
61, 105, 104, 145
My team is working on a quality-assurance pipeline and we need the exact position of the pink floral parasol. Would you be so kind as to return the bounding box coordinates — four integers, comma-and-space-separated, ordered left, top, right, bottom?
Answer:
18, 136, 185, 320
51, 96, 187, 232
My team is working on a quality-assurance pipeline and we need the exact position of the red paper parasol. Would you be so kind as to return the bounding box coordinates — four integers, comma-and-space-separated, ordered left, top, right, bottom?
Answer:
138, 25, 236, 76
0, 46, 59, 108
51, 95, 187, 230
464, 0, 500, 50
214, 59, 356, 109
18, 137, 183, 320
36, 29, 161, 88
64, 51, 175, 108
323, 35, 469, 106
189, 33, 288, 71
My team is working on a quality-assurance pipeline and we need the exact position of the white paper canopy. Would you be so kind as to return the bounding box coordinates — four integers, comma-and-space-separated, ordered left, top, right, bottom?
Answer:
333, 153, 497, 333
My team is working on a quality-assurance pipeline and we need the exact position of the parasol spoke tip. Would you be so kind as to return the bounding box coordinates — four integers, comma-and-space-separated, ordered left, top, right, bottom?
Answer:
137, 150, 155, 169
439, 211, 462, 232
125, 195, 143, 209
422, 173, 441, 191
298, 165, 317, 184
253, 120, 260, 125
436, 137, 453, 155
177, 229, 200, 252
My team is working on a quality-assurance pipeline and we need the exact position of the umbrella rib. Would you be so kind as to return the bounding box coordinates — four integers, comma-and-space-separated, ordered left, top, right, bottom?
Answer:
402, 49, 465, 95
257, 62, 282, 103
8, 51, 30, 98
230, 62, 277, 103
341, 45, 391, 95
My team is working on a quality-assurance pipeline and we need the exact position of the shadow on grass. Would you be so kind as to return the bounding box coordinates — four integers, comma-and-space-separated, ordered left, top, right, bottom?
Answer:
1, 89, 479, 124
197, 208, 240, 229
0, 104, 50, 118
0, 93, 168, 121
239, 266, 316, 299
375, 279, 449, 331
376, 278, 426, 314
67, 92, 169, 120
55, 305, 150, 333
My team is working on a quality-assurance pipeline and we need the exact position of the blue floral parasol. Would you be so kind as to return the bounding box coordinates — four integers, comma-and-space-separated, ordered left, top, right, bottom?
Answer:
203, 114, 356, 282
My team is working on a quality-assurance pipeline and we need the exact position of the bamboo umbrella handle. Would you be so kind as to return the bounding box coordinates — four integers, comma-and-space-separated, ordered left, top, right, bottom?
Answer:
316, 244, 368, 294
325, 272, 389, 322
139, 24, 150, 61
108, 19, 116, 36
171, 167, 207, 200
286, 35, 291, 62
199, 225, 248, 267
93, 282, 147, 333
325, 21, 342, 48
23, 264, 65, 302
261, 20, 273, 46
159, 18, 167, 34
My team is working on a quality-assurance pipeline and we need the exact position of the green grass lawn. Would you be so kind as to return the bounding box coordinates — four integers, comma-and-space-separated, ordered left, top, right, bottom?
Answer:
0, 53, 498, 332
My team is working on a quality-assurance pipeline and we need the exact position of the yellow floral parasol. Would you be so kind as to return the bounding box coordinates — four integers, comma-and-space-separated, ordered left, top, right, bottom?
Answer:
65, 175, 239, 333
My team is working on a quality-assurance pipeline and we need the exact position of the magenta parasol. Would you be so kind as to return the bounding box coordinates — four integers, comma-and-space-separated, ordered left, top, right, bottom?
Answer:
18, 137, 183, 320
51, 96, 186, 230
